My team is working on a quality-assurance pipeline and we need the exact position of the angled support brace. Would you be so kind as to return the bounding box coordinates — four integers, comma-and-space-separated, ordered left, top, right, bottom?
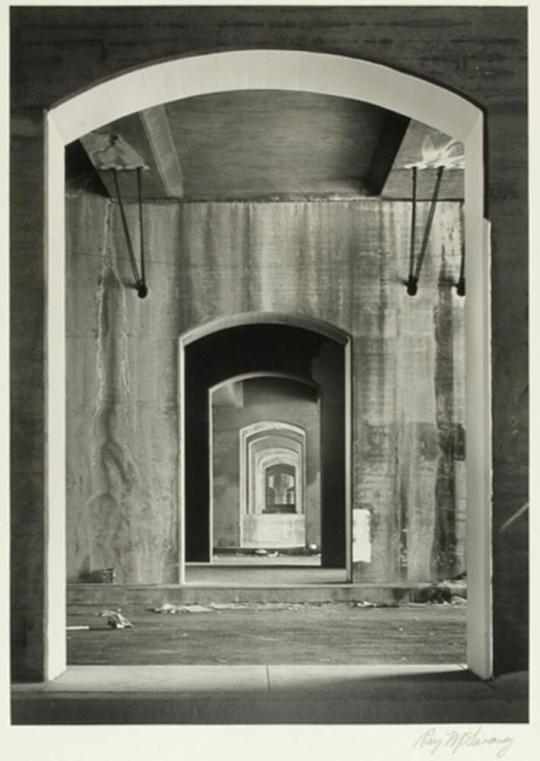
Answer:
406, 167, 418, 296
111, 167, 148, 298
406, 165, 445, 296
456, 203, 466, 297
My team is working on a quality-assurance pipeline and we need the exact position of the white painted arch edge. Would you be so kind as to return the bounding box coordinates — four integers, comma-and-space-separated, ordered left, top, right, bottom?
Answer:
48, 49, 480, 145
45, 48, 490, 680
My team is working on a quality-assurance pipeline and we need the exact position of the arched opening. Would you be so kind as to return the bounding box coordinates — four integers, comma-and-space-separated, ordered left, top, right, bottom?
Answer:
46, 50, 490, 680
265, 463, 298, 514
181, 317, 350, 583
242, 422, 306, 525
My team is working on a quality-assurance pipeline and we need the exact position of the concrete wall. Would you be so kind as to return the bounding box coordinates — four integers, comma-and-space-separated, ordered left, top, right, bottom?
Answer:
10, 6, 528, 678
64, 192, 465, 584
211, 377, 321, 549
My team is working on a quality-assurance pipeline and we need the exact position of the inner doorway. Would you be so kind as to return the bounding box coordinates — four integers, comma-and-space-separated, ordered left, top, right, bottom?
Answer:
211, 380, 321, 569
180, 316, 351, 584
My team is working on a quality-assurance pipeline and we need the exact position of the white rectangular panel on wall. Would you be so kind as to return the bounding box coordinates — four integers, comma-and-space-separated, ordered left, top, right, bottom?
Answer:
352, 508, 372, 563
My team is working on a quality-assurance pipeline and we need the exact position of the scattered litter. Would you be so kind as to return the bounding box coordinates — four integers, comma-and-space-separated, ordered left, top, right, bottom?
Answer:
66, 625, 90, 631
416, 573, 467, 604
415, 582, 452, 604
98, 568, 117, 584
97, 609, 134, 629
267, 551, 280, 558
451, 595, 467, 605
209, 603, 249, 610
150, 603, 213, 614
253, 548, 268, 556
176, 604, 213, 614
152, 603, 177, 614
354, 601, 376, 608
255, 602, 301, 611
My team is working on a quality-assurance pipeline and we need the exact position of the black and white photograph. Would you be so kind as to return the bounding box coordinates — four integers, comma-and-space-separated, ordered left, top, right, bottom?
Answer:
2, 0, 536, 757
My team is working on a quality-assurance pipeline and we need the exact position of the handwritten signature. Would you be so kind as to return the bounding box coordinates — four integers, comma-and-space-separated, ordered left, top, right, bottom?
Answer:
413, 727, 513, 758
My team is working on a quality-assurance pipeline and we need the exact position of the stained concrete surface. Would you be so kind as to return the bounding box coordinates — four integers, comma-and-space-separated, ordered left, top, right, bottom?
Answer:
65, 194, 465, 584
66, 603, 467, 666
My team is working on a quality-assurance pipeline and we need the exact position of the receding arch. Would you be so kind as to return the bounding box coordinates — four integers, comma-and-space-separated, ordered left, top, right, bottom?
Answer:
183, 317, 349, 572
240, 421, 307, 524
46, 48, 490, 680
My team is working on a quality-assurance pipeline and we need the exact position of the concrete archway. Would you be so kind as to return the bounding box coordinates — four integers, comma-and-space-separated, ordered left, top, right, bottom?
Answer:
46, 50, 490, 679
241, 422, 307, 550
239, 421, 307, 517
182, 317, 350, 570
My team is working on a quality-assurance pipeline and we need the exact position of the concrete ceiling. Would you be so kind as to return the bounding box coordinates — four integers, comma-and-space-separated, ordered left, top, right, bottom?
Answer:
71, 90, 464, 202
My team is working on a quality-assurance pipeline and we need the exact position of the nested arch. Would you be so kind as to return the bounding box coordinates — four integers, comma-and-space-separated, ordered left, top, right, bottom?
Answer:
187, 319, 347, 565
241, 430, 308, 549
46, 49, 490, 680
239, 421, 307, 520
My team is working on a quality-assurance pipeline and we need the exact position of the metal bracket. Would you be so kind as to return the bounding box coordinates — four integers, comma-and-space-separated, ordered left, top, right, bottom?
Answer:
111, 166, 148, 299
406, 165, 445, 296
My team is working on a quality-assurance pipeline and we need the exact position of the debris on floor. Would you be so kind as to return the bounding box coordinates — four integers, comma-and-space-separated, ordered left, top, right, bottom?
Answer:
151, 603, 178, 614
253, 548, 268, 556
67, 602, 467, 667
416, 583, 452, 603
415, 573, 468, 604
97, 609, 134, 628
176, 605, 213, 613
66, 625, 90, 631
151, 603, 213, 614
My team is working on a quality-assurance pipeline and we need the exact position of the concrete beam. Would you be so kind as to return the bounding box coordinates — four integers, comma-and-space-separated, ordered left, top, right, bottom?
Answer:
364, 112, 410, 196
139, 105, 184, 198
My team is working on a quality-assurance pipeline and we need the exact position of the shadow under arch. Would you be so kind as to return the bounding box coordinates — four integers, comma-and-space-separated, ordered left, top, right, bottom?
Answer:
181, 311, 350, 347
45, 48, 490, 680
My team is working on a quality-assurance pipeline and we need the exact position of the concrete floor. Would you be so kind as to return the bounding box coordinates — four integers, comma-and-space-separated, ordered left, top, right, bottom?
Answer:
66, 603, 467, 665
184, 564, 344, 584
210, 554, 321, 565
14, 600, 528, 727
11, 666, 528, 724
